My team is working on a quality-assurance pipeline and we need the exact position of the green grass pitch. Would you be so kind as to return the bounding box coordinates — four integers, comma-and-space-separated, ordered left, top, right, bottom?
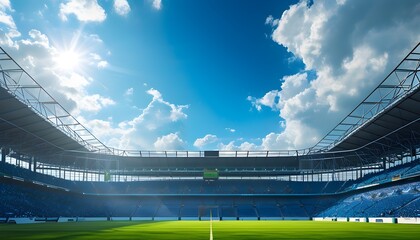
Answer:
0, 220, 419, 240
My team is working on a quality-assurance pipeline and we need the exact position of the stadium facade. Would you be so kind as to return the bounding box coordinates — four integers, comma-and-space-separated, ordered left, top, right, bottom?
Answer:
0, 43, 419, 223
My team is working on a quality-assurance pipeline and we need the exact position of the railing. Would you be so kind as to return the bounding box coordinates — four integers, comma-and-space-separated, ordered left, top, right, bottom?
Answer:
101, 149, 313, 157
1, 42, 419, 158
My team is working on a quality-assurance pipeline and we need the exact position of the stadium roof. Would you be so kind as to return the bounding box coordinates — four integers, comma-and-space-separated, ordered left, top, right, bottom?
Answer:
0, 87, 85, 155
0, 47, 113, 158
0, 43, 419, 171
311, 42, 420, 153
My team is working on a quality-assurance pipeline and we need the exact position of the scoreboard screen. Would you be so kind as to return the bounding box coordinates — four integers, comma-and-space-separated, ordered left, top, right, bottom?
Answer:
203, 169, 219, 180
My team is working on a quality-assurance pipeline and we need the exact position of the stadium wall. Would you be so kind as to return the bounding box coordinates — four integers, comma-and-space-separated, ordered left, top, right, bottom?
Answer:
349, 217, 368, 222
4, 216, 420, 224
110, 217, 130, 221
58, 217, 77, 222
397, 218, 420, 224
6, 218, 38, 224
313, 217, 392, 223
368, 218, 396, 223
76, 217, 108, 222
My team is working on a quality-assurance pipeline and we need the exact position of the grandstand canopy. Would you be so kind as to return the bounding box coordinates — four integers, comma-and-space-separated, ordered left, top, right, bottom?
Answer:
0, 87, 86, 155
312, 43, 420, 154
330, 88, 420, 152
0, 43, 419, 173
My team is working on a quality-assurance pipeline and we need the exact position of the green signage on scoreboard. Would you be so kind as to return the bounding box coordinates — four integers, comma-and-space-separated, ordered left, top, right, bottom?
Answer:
203, 169, 219, 180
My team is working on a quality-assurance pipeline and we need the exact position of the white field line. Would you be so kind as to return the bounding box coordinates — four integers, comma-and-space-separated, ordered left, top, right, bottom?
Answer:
210, 210, 213, 240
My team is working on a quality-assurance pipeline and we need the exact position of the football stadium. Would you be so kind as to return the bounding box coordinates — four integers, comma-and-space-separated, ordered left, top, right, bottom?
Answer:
0, 1, 420, 239
0, 41, 419, 238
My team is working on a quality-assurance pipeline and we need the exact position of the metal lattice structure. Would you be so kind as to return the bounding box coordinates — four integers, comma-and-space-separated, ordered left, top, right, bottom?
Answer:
310, 42, 420, 153
0, 43, 419, 180
0, 47, 112, 155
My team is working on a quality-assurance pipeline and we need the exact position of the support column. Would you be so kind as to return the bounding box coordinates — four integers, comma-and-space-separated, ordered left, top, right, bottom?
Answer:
84, 159, 88, 181
1, 148, 7, 162
117, 160, 120, 182
412, 147, 417, 157
29, 156, 33, 171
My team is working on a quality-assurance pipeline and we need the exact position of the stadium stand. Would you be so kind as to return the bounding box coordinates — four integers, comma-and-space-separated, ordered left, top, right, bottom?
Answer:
348, 159, 420, 190
0, 43, 419, 222
0, 176, 334, 219
0, 161, 351, 195
0, 161, 419, 219
318, 181, 420, 218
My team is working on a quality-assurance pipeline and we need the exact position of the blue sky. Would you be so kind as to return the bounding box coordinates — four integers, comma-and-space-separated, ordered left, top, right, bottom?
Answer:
0, 0, 418, 151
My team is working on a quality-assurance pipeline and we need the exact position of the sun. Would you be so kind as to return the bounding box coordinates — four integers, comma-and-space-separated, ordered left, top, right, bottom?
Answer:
54, 49, 81, 71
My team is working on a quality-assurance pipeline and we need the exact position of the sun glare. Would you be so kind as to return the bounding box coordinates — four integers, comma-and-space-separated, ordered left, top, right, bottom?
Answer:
54, 50, 81, 71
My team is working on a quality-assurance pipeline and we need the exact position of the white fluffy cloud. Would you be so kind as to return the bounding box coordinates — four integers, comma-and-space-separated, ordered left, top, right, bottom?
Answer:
0, 0, 19, 47
154, 133, 186, 150
145, 88, 189, 122
14, 30, 114, 115
59, 0, 106, 22
248, 0, 420, 150
114, 0, 131, 16
194, 134, 218, 149
84, 88, 189, 150
0, 0, 12, 10
97, 60, 108, 68
89, 53, 109, 69
193, 132, 261, 151
218, 141, 259, 151
152, 0, 162, 10
265, 15, 278, 27
77, 93, 115, 113
78, 117, 127, 143
0, 5, 14, 28
225, 128, 236, 133
194, 134, 261, 151
124, 87, 134, 96
247, 90, 281, 111
278, 73, 309, 102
